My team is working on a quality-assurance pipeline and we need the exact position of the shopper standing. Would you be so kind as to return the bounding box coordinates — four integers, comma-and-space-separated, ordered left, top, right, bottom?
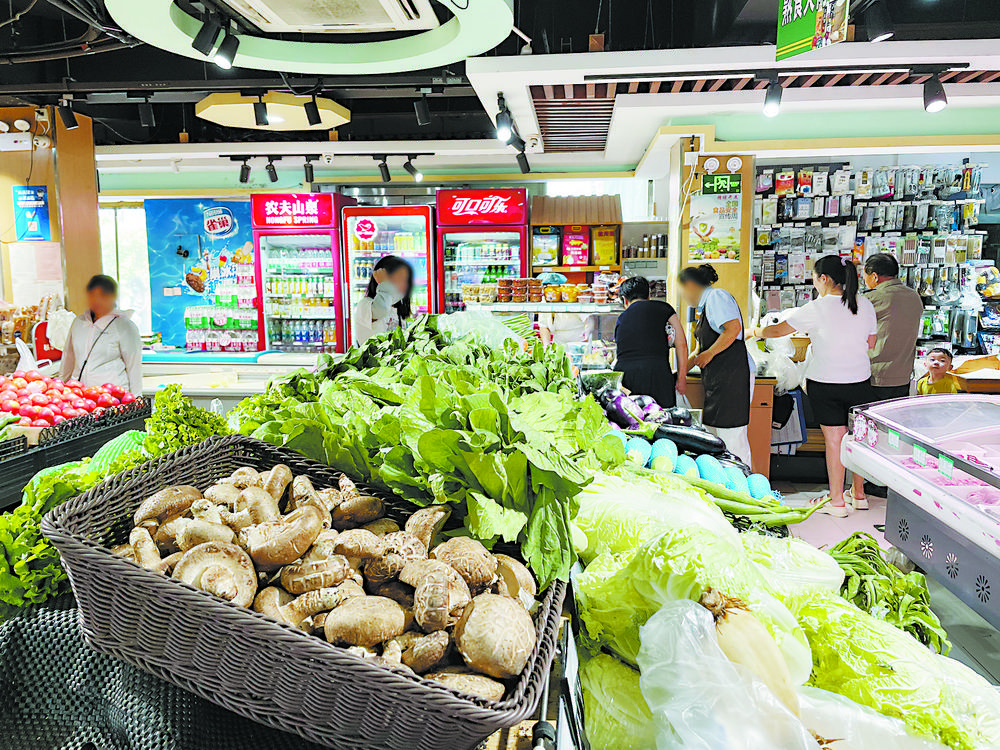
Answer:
539, 312, 595, 347
353, 255, 414, 345
752, 255, 876, 517
679, 264, 754, 467
60, 275, 142, 395
614, 276, 687, 409
863, 253, 923, 400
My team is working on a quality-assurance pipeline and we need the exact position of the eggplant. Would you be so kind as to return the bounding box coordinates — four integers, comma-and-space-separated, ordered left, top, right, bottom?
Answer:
666, 407, 693, 427
718, 452, 752, 476
644, 411, 673, 425
605, 391, 645, 429
632, 395, 658, 410
653, 423, 726, 455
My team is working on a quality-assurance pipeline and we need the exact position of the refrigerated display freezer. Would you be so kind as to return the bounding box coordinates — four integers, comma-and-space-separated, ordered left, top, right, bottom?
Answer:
843, 395, 1000, 628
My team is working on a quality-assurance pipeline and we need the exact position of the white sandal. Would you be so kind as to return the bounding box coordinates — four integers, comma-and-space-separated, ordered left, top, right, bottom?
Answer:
846, 489, 869, 511
810, 495, 849, 518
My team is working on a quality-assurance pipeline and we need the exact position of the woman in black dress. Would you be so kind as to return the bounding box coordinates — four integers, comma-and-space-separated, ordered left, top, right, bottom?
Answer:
614, 276, 687, 408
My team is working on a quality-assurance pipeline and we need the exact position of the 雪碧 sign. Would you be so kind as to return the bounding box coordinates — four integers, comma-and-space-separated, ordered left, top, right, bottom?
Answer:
777, 0, 850, 60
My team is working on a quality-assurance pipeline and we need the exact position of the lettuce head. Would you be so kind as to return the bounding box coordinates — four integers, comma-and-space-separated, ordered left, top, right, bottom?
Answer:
579, 653, 656, 750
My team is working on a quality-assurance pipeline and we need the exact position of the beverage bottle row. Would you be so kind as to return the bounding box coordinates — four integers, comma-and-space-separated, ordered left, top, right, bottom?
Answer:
186, 329, 258, 352
184, 306, 257, 330
213, 283, 256, 307
266, 275, 336, 296
270, 319, 337, 353
266, 248, 333, 274
446, 265, 514, 290
451, 241, 516, 262
266, 300, 335, 318
351, 229, 427, 256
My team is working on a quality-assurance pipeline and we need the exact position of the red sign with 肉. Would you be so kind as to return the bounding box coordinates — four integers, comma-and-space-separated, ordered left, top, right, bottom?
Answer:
251, 193, 334, 227
436, 188, 527, 226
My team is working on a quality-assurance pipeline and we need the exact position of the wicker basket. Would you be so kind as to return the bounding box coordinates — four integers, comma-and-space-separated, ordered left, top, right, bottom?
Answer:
42, 435, 565, 750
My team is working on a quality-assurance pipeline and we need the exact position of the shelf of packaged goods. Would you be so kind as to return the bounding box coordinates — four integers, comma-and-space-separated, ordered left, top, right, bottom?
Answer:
268, 313, 339, 320
265, 270, 334, 276
468, 302, 622, 313
352, 253, 429, 260
443, 259, 519, 267
531, 265, 620, 273
264, 293, 337, 300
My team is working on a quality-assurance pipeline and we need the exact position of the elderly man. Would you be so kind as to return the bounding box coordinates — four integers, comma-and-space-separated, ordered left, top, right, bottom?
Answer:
863, 253, 924, 400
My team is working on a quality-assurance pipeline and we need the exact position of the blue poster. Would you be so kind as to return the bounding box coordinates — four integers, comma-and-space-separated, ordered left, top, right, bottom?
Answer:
12, 185, 51, 241
145, 199, 253, 347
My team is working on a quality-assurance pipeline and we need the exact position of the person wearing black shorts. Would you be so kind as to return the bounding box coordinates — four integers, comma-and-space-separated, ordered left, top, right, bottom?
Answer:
752, 255, 877, 517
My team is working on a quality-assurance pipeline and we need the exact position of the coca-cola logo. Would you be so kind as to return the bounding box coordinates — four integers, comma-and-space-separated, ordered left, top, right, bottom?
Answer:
449, 195, 511, 216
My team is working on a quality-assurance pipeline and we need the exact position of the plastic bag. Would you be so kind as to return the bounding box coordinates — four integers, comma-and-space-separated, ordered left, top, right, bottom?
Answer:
46, 308, 76, 351
15, 337, 37, 371
437, 309, 523, 349
636, 599, 820, 750
748, 341, 803, 393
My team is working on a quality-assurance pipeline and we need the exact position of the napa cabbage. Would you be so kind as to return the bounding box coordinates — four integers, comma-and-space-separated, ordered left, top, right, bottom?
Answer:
579, 653, 657, 750
741, 531, 845, 593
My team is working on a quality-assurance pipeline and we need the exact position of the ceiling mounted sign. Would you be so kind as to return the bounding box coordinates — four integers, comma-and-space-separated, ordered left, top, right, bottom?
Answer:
776, 0, 850, 60
104, 0, 514, 74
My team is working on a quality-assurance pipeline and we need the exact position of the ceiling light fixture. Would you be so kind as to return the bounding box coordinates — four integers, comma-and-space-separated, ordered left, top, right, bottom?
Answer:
266, 157, 279, 182
303, 156, 316, 183
923, 72, 948, 113
376, 155, 392, 183
214, 31, 240, 69
57, 100, 78, 130
762, 79, 783, 118
495, 93, 513, 143
403, 157, 424, 182
138, 99, 155, 128
508, 133, 526, 152
192, 15, 222, 56
239, 159, 251, 183
865, 0, 895, 43
516, 151, 530, 174
414, 94, 431, 126
304, 96, 322, 127
0, 121, 8, 132
254, 97, 269, 127
13, 119, 30, 132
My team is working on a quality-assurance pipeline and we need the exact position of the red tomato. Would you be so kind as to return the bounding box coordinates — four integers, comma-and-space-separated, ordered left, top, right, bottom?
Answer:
0, 390, 16, 401
17, 416, 31, 426
108, 385, 125, 398
25, 381, 45, 394
21, 405, 40, 419
71, 398, 90, 410
110, 397, 121, 406
83, 387, 102, 400
96, 393, 115, 408
101, 383, 116, 392
83, 399, 97, 411
41, 377, 53, 386
30, 393, 50, 406
11, 377, 27, 390
16, 388, 30, 398
52, 415, 66, 424
37, 407, 55, 421
31, 418, 51, 427
11, 370, 25, 380
26, 371, 43, 382
121, 392, 136, 404
60, 407, 80, 419
2, 399, 20, 413
92, 407, 106, 419
65, 380, 83, 389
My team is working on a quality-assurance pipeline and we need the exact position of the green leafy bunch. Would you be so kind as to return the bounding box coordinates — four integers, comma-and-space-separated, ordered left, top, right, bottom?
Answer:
144, 383, 231, 455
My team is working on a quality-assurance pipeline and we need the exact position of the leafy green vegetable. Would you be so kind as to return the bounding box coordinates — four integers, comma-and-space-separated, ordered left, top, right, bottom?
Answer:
785, 587, 1000, 750
741, 531, 845, 593
144, 384, 230, 455
579, 653, 656, 750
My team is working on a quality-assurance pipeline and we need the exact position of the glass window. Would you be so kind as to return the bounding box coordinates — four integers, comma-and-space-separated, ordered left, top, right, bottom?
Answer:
98, 206, 152, 334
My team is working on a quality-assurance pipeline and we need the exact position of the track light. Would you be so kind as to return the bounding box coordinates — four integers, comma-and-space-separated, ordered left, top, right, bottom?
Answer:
239, 160, 251, 183
254, 97, 269, 127
376, 156, 391, 183
56, 102, 78, 131
303, 157, 315, 183
403, 157, 423, 182
508, 133, 526, 152
865, 0, 894, 43
214, 32, 239, 69
192, 15, 222, 56
266, 158, 278, 183
414, 94, 431, 126
763, 80, 783, 118
304, 96, 322, 127
495, 93, 513, 143
923, 73, 948, 113
516, 151, 530, 174
138, 100, 155, 128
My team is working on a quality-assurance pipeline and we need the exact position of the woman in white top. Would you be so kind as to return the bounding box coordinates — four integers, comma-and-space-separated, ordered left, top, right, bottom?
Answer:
353, 255, 414, 345
59, 275, 143, 395
751, 255, 877, 517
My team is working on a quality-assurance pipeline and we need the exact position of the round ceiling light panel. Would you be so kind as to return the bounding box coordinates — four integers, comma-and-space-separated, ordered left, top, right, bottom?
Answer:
195, 92, 350, 131
104, 0, 515, 75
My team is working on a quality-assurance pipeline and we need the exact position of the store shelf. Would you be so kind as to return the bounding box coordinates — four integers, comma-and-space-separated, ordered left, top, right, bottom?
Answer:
531, 265, 620, 273
444, 259, 519, 267
265, 270, 334, 276
469, 302, 622, 313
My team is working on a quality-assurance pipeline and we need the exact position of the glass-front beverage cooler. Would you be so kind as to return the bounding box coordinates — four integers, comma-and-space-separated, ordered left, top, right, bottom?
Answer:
342, 205, 435, 346
435, 189, 528, 313
251, 193, 354, 354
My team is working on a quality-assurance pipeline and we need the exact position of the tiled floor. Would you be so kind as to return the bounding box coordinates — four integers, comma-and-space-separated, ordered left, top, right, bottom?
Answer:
776, 481, 888, 550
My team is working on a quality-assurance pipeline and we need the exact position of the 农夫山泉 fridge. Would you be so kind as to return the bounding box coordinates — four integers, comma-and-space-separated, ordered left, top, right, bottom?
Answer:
342, 204, 435, 345
436, 188, 528, 313
252, 192, 355, 354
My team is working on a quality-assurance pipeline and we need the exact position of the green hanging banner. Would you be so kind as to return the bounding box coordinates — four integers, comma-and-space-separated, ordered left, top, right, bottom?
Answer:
776, 0, 850, 60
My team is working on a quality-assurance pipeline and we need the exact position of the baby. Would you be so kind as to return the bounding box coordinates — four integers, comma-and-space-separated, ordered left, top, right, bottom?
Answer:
915, 348, 961, 395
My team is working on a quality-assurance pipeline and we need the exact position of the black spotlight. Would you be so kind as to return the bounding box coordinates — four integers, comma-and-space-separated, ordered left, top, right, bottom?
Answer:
138, 100, 155, 128
254, 98, 269, 127
192, 15, 222, 56
923, 73, 948, 113
508, 133, 526, 152
376, 156, 391, 183
414, 95, 431, 126
516, 151, 530, 174
214, 32, 239, 69
865, 0, 894, 43
403, 158, 423, 182
762, 79, 783, 118
57, 103, 78, 131
495, 94, 513, 143
303, 159, 315, 183
266, 158, 278, 183
304, 96, 322, 127
239, 160, 251, 183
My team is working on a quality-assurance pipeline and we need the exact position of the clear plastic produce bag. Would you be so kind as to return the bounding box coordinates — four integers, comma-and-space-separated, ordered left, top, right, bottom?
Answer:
437, 309, 524, 348
637, 600, 820, 750
748, 341, 803, 393
46, 308, 76, 351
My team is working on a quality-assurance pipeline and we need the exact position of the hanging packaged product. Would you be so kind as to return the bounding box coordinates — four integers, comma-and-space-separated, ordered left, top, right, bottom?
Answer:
532, 226, 561, 267
813, 170, 829, 197
797, 168, 814, 196
591, 225, 619, 265
795, 198, 812, 220
831, 169, 851, 196
775, 171, 796, 196
855, 169, 873, 200
756, 170, 774, 193
562, 225, 591, 266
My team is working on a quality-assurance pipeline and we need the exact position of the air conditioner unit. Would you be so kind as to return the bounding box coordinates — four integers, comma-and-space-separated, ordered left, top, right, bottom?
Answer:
219, 0, 441, 34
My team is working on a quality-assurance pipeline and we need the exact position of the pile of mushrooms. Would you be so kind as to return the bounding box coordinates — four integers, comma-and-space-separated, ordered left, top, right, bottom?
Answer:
112, 465, 539, 701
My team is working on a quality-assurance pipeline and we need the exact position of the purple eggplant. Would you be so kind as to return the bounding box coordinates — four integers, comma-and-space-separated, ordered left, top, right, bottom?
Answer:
653, 423, 725, 454
632, 395, 658, 410
605, 391, 645, 429
666, 407, 693, 427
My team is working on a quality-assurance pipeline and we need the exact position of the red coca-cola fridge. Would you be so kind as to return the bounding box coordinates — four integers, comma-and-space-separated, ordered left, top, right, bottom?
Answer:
435, 188, 528, 313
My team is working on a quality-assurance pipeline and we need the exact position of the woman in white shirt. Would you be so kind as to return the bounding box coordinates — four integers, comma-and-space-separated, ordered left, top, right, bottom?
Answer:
353, 255, 414, 345
59, 275, 143, 395
751, 255, 877, 517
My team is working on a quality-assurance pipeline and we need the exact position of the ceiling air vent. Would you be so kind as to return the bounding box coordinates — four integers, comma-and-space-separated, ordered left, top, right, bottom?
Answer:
219, 0, 440, 34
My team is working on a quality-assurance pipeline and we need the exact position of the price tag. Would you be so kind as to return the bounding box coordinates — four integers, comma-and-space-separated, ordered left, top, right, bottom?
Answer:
912, 444, 928, 467
888, 430, 900, 449
938, 455, 954, 479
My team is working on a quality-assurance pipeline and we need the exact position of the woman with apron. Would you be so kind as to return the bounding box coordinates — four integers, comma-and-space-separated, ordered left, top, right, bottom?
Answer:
679, 265, 753, 466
